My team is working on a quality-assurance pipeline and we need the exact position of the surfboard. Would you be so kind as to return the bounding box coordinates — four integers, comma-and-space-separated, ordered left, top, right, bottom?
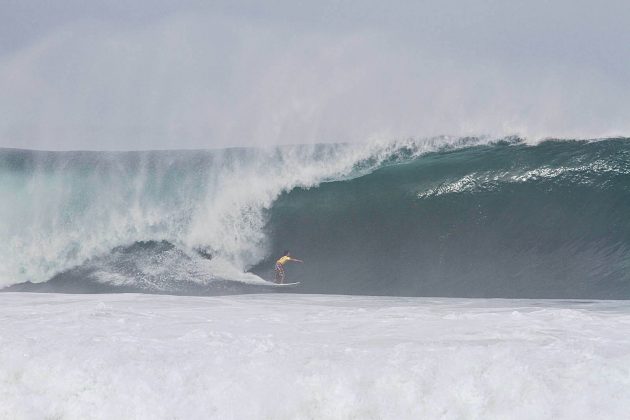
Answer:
263, 281, 300, 287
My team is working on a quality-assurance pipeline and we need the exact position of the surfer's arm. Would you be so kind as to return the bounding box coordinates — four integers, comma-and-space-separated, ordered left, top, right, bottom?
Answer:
291, 258, 303, 263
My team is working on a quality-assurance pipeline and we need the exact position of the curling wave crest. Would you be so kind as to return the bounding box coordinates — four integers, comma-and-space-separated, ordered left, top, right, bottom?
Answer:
2, 137, 630, 298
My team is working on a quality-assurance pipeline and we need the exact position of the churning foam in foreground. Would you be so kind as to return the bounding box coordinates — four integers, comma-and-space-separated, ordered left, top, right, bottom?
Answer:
0, 137, 487, 288
1, 293, 629, 419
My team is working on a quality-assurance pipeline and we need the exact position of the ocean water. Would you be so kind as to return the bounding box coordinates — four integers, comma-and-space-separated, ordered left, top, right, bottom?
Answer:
1, 137, 629, 297
2, 137, 630, 418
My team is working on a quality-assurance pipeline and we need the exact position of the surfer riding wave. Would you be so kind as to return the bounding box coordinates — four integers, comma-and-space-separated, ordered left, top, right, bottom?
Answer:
275, 251, 303, 284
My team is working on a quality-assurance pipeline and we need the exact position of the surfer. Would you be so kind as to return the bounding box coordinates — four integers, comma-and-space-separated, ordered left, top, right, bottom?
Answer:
275, 251, 303, 284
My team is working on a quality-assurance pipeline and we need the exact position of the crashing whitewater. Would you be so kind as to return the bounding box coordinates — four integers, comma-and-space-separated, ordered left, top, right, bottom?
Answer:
2, 293, 630, 419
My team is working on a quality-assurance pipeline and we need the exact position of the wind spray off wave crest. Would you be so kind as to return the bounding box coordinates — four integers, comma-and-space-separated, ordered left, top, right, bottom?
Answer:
0, 137, 479, 290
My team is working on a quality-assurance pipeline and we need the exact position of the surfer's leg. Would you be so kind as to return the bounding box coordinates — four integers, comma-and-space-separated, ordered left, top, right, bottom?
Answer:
275, 264, 285, 284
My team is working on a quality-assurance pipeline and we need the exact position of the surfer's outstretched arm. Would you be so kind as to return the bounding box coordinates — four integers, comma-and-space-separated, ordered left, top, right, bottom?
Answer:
291, 258, 303, 263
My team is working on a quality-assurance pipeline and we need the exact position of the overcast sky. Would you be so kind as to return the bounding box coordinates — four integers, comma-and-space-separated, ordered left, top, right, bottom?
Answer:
1, 0, 629, 150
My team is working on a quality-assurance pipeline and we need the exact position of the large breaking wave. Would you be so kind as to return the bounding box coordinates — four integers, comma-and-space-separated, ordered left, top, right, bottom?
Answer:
2, 137, 629, 298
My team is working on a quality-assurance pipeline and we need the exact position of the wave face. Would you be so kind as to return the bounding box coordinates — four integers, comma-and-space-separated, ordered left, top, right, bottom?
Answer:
2, 138, 630, 298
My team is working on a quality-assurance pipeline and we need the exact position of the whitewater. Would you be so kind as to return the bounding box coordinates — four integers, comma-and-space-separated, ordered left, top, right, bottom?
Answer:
2, 293, 630, 419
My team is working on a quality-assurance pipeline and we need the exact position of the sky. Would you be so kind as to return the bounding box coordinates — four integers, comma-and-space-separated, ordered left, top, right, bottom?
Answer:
1, 0, 629, 150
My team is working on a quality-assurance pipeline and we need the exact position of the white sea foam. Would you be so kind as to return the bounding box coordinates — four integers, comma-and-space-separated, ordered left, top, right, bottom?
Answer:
1, 293, 629, 419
